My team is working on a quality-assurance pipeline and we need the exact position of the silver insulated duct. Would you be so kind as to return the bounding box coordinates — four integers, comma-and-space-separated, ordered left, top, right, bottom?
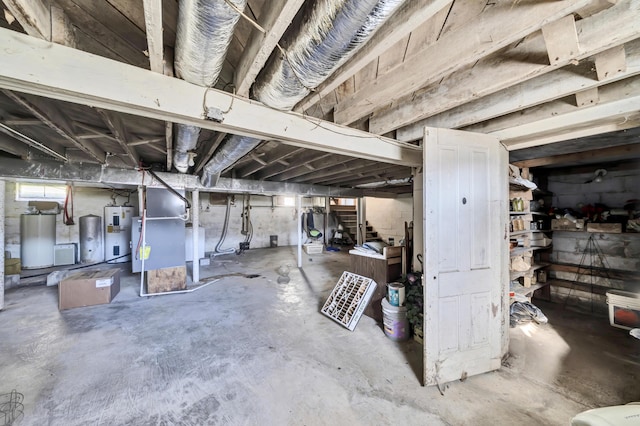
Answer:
172, 0, 246, 173
200, 0, 405, 186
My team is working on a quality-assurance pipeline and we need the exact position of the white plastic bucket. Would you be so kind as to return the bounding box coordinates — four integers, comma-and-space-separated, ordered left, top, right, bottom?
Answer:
606, 290, 640, 330
381, 298, 409, 341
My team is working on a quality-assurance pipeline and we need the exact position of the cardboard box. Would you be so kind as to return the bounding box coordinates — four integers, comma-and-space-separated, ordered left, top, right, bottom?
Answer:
59, 269, 120, 310
551, 218, 585, 231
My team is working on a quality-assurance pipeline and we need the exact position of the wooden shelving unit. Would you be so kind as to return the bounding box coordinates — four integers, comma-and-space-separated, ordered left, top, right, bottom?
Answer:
508, 165, 552, 301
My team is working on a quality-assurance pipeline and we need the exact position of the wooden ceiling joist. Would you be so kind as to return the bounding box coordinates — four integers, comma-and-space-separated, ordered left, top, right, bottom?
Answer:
234, 0, 305, 97
142, 0, 164, 73
2, 0, 51, 40
96, 108, 140, 167
380, 0, 639, 140
512, 143, 640, 168
334, 0, 597, 126
0, 28, 422, 167
396, 37, 640, 142
3, 90, 106, 163
294, 0, 452, 113
236, 145, 304, 178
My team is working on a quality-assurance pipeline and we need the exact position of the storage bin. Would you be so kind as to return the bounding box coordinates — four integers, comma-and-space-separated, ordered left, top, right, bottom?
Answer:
303, 243, 323, 254
606, 290, 640, 330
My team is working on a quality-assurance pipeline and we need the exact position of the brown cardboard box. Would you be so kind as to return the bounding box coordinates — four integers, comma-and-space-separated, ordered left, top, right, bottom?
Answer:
59, 269, 120, 310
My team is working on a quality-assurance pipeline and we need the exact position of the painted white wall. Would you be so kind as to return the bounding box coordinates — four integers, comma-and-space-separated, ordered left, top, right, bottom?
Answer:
4, 182, 136, 259
3, 182, 327, 261
197, 195, 304, 252
547, 168, 640, 209
364, 194, 413, 244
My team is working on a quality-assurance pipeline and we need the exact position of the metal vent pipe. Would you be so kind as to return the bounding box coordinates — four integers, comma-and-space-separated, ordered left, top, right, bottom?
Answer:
172, 0, 246, 173
199, 0, 406, 186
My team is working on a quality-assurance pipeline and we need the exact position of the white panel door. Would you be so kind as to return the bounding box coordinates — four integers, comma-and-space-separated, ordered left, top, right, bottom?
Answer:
423, 127, 508, 386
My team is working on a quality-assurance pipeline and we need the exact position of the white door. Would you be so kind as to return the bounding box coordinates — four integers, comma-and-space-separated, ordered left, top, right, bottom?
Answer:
423, 127, 508, 387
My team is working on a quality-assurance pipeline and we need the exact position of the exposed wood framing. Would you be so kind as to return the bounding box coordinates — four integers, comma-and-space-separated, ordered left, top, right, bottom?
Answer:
512, 143, 640, 168
3, 90, 106, 163
50, 5, 76, 47
294, 0, 452, 112
1, 0, 51, 40
0, 132, 29, 158
0, 28, 422, 167
234, 0, 305, 97
142, 0, 164, 73
236, 146, 303, 178
96, 108, 140, 167
381, 0, 639, 139
0, 122, 67, 160
334, 0, 594, 125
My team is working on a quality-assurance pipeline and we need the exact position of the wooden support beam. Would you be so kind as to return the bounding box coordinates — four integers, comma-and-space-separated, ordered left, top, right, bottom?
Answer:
512, 143, 640, 168
0, 28, 422, 167
50, 5, 76, 47
334, 0, 595, 125
541, 15, 580, 66
96, 109, 140, 167
1, 119, 42, 126
468, 75, 640, 134
3, 90, 106, 163
142, 0, 164, 73
294, 0, 452, 112
397, 39, 640, 141
127, 137, 164, 146
381, 1, 639, 140
271, 155, 351, 181
294, 159, 379, 183
234, 0, 305, 97
1, 0, 51, 40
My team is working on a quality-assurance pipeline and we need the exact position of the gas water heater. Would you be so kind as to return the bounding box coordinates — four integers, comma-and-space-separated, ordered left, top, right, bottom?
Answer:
104, 205, 135, 263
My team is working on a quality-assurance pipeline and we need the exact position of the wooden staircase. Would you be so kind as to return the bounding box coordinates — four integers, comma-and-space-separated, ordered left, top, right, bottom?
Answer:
330, 205, 382, 243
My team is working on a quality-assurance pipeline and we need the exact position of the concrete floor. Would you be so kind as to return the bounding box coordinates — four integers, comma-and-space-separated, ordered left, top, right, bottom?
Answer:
1, 247, 638, 425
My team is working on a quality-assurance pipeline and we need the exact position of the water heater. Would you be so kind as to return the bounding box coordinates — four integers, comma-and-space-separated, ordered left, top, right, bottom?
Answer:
104, 206, 135, 263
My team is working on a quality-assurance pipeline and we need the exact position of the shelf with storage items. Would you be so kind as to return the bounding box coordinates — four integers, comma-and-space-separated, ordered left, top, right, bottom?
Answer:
508, 165, 552, 300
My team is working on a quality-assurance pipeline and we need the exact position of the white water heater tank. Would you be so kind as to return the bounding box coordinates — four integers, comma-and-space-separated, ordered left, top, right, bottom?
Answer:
20, 214, 56, 269
104, 206, 135, 263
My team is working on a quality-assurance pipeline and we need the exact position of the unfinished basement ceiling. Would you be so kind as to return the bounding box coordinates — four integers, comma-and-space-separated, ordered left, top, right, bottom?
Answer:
0, 0, 639, 192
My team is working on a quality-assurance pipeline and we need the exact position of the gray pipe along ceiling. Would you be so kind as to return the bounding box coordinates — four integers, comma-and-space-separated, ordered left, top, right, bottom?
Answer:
174, 0, 405, 185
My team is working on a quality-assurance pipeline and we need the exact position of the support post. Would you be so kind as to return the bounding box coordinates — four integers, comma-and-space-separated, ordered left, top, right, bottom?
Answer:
324, 196, 330, 246
192, 189, 199, 284
0, 180, 4, 310
297, 195, 302, 268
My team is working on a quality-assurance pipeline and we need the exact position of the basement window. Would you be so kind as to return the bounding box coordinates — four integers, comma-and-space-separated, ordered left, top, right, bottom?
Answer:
274, 195, 296, 207
16, 183, 66, 201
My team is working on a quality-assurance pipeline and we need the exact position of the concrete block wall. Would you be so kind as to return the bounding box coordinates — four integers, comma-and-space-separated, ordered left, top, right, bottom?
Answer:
365, 195, 413, 244
3, 183, 327, 261
549, 230, 640, 311
547, 168, 640, 209
197, 195, 310, 252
